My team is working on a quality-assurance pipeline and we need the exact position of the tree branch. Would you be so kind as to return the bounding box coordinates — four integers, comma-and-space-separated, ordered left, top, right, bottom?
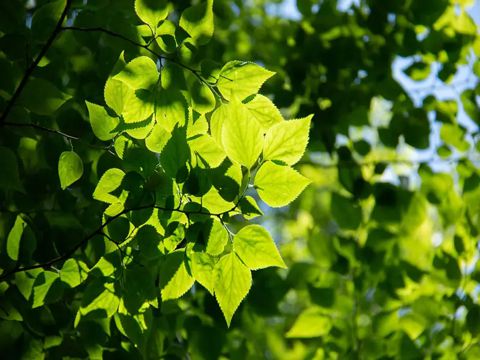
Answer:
3, 121, 115, 153
0, 202, 239, 282
60, 26, 223, 98
0, 0, 73, 125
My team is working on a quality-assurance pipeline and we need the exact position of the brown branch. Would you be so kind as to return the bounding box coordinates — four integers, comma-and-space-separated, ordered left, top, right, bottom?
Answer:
3, 121, 114, 153
0, 0, 73, 125
0, 202, 238, 282
59, 26, 224, 99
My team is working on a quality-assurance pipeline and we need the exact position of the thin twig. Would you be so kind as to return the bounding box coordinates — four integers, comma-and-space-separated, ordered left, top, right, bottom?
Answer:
0, 0, 73, 125
60, 26, 220, 96
0, 201, 239, 282
4, 121, 115, 154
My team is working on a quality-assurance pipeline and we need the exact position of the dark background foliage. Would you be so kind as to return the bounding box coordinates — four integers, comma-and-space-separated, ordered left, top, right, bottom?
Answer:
1, 0, 480, 358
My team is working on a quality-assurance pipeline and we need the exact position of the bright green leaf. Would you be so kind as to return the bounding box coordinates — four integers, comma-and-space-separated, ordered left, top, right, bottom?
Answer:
233, 224, 286, 270
217, 61, 275, 101
263, 115, 312, 165
205, 219, 228, 256
145, 123, 171, 153
189, 134, 226, 168
113, 56, 158, 90
221, 102, 263, 168
86, 101, 119, 141
189, 248, 216, 294
93, 168, 126, 204
214, 252, 252, 326
32, 271, 60, 309
7, 215, 27, 261
245, 94, 284, 130
58, 151, 83, 190
60, 259, 89, 288
79, 281, 119, 318
134, 0, 169, 28
190, 80, 216, 114
254, 162, 311, 207
155, 88, 188, 131
159, 250, 195, 301
179, 0, 214, 46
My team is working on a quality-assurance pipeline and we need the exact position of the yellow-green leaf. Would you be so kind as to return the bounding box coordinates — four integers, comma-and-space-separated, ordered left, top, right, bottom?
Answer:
254, 161, 311, 207
263, 115, 312, 165
221, 102, 263, 168
214, 252, 252, 326
233, 225, 286, 270
217, 61, 275, 101
58, 151, 83, 190
7, 215, 27, 261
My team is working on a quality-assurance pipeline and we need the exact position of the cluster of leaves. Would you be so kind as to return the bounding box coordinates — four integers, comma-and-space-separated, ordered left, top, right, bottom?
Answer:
193, 0, 480, 358
0, 0, 313, 358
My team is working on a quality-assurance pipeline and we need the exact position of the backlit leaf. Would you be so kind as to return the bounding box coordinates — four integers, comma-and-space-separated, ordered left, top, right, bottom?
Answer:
179, 0, 214, 45
58, 151, 83, 190
217, 61, 275, 101
233, 225, 286, 270
134, 0, 169, 28
254, 162, 311, 207
214, 252, 252, 326
86, 101, 119, 141
159, 250, 195, 301
113, 56, 158, 90
263, 115, 312, 165
221, 102, 263, 168
7, 215, 26, 261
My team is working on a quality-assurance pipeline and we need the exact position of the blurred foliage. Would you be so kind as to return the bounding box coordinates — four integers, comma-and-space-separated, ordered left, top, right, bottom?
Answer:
1, 0, 480, 359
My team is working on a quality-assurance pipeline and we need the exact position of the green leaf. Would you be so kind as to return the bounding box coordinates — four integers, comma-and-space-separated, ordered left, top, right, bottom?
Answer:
156, 20, 177, 53
254, 162, 311, 207
233, 225, 286, 270
159, 250, 195, 301
217, 61, 275, 101
60, 259, 89, 288
122, 88, 155, 124
263, 115, 312, 165
160, 127, 190, 177
214, 252, 252, 326
19, 77, 71, 115
0, 146, 22, 191
245, 94, 284, 130
79, 281, 119, 318
190, 80, 216, 114
58, 151, 83, 190
113, 56, 158, 90
237, 196, 263, 220
104, 78, 131, 116
205, 219, 228, 256
93, 168, 126, 204
32, 271, 61, 309
134, 0, 169, 28
189, 247, 216, 294
189, 134, 226, 168
221, 102, 263, 168
145, 123, 171, 153
209, 103, 228, 146
286, 307, 332, 338
7, 215, 27, 261
179, 0, 214, 46
86, 101, 119, 141
155, 88, 188, 131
